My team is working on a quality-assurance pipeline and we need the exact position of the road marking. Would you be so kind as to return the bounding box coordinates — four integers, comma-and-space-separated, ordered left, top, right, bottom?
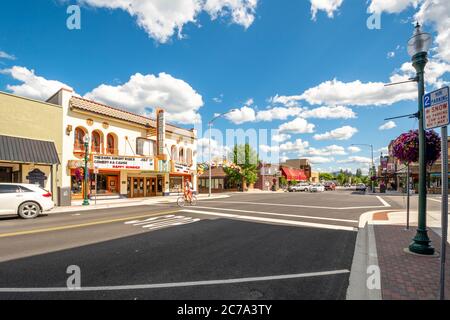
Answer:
194, 206, 358, 223
429, 198, 442, 203
0, 269, 349, 293
200, 200, 390, 210
376, 196, 391, 208
181, 209, 357, 232
0, 210, 180, 239
125, 215, 200, 231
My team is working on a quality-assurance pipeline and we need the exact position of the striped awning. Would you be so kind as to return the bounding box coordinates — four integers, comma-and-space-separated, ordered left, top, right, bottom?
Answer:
0, 135, 60, 165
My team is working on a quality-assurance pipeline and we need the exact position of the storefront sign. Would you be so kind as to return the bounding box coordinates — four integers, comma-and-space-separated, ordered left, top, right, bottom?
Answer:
157, 109, 166, 156
424, 86, 449, 130
174, 163, 191, 174
93, 155, 155, 171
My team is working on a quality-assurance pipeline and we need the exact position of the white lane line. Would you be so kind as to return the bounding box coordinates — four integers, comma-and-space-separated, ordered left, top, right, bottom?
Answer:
0, 269, 349, 292
143, 219, 201, 230
200, 201, 389, 211
429, 198, 442, 203
125, 215, 176, 225
376, 196, 391, 208
194, 206, 358, 224
181, 209, 357, 232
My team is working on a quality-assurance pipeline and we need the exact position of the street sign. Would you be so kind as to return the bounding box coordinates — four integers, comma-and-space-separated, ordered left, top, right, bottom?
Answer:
424, 86, 449, 130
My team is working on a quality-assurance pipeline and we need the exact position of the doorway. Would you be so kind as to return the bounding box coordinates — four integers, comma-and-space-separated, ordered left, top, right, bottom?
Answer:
132, 177, 145, 198
146, 178, 157, 197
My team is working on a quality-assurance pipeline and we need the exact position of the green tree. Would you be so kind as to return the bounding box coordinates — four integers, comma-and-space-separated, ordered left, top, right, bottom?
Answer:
319, 173, 334, 181
356, 169, 363, 178
224, 144, 259, 191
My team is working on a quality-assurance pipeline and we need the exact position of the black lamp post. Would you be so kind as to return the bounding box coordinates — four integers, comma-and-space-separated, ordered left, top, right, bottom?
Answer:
407, 23, 434, 255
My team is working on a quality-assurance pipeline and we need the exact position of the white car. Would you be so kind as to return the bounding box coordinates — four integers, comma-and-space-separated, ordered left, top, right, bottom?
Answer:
0, 183, 55, 219
289, 183, 311, 192
310, 184, 325, 193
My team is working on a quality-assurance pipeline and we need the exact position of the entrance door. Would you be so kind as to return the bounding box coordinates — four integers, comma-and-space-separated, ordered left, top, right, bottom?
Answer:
132, 178, 145, 198
146, 178, 157, 197
107, 176, 119, 194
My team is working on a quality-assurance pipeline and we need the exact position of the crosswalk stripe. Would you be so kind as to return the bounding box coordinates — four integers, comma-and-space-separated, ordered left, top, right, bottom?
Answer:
181, 209, 358, 232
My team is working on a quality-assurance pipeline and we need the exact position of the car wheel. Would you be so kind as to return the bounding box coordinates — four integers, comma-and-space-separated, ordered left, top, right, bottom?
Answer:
18, 202, 41, 219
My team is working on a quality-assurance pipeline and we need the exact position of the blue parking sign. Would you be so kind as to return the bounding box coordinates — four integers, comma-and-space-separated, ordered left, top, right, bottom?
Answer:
424, 86, 449, 130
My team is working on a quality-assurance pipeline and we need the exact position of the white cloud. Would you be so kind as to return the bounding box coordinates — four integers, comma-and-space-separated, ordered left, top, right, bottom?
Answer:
225, 106, 256, 124
300, 77, 417, 107
256, 106, 302, 122
305, 145, 347, 156
1, 66, 73, 101
310, 0, 344, 20
338, 156, 372, 164
278, 118, 316, 134
80, 0, 258, 43
348, 146, 361, 153
0, 51, 15, 60
84, 72, 204, 124
314, 126, 358, 141
368, 0, 420, 14
272, 133, 291, 143
300, 105, 357, 119
305, 156, 335, 164
197, 137, 230, 161
259, 144, 280, 153
378, 146, 389, 154
279, 139, 310, 153
379, 121, 397, 130
269, 94, 303, 107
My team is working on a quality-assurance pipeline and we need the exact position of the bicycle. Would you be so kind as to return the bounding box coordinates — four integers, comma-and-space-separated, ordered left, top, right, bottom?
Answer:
177, 193, 197, 207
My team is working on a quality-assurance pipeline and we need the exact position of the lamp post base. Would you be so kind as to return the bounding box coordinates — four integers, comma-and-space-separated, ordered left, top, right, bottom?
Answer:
409, 229, 435, 255
82, 200, 90, 206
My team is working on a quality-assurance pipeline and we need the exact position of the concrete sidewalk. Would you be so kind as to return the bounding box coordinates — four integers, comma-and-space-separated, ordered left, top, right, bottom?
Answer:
348, 209, 450, 300
49, 194, 231, 214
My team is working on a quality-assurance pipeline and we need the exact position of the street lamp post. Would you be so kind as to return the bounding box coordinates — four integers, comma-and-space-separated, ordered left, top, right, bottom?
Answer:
408, 23, 434, 255
82, 135, 90, 206
352, 144, 375, 193
208, 109, 237, 197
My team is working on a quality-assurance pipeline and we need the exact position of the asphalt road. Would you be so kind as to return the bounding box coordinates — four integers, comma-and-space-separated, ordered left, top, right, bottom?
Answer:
0, 191, 399, 300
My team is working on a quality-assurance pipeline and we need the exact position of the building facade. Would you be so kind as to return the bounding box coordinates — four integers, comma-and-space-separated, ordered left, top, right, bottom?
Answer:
282, 159, 312, 181
255, 163, 280, 191
0, 91, 62, 202
46, 88, 197, 201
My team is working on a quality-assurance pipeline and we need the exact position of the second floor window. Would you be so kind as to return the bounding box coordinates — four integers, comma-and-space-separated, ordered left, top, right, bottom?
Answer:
74, 127, 86, 151
107, 134, 116, 154
137, 138, 157, 156
92, 131, 101, 153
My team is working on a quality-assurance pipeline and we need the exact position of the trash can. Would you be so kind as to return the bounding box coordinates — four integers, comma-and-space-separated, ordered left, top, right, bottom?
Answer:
58, 187, 72, 207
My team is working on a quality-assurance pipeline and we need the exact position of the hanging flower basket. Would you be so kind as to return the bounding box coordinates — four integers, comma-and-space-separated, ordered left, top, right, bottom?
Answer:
391, 130, 441, 165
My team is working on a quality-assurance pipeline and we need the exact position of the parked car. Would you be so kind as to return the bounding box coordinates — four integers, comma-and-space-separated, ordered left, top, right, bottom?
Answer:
324, 182, 336, 191
0, 183, 55, 219
355, 184, 368, 193
310, 184, 325, 192
288, 183, 311, 192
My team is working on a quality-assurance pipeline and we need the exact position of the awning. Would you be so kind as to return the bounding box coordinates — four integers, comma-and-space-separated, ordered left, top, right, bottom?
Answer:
0, 135, 60, 165
281, 167, 295, 180
293, 169, 308, 181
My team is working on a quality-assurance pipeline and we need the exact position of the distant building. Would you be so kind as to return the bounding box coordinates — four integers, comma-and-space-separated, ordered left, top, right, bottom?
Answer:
197, 166, 240, 193
281, 159, 313, 182
255, 162, 280, 191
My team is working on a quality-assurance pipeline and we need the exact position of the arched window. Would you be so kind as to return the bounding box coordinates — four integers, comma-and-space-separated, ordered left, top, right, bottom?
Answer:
91, 131, 102, 153
186, 148, 193, 166
171, 146, 178, 162
106, 134, 116, 155
179, 148, 185, 164
74, 127, 86, 151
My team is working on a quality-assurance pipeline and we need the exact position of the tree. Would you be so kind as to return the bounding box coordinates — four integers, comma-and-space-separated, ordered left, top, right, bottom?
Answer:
356, 169, 363, 178
224, 144, 259, 191
319, 173, 334, 181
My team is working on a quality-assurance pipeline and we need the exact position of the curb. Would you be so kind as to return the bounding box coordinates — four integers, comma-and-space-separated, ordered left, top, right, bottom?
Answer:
346, 209, 399, 300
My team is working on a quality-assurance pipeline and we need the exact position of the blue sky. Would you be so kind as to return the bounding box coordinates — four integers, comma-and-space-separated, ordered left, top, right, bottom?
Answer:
0, 0, 449, 173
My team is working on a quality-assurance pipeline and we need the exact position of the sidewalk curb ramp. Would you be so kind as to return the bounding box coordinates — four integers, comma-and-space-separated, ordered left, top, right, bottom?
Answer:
346, 210, 397, 300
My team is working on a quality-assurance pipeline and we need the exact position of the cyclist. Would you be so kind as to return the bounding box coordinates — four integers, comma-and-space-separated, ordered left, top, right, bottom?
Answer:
184, 180, 194, 204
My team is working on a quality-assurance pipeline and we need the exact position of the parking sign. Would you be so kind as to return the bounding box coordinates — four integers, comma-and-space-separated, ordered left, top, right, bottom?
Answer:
424, 86, 449, 130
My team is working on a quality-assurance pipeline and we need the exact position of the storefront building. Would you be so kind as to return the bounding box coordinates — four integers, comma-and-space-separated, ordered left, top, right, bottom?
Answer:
0, 91, 62, 202
47, 88, 197, 201
280, 166, 308, 183
198, 166, 240, 193
255, 163, 280, 191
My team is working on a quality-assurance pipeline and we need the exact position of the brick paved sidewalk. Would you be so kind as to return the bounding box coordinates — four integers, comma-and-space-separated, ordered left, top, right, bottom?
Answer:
374, 223, 450, 300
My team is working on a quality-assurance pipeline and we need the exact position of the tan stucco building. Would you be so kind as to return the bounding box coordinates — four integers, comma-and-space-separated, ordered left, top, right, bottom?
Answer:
0, 91, 63, 201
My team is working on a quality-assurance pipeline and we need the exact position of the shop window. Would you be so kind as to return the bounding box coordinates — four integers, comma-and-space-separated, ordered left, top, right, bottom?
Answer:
137, 138, 157, 156
74, 127, 87, 151
170, 177, 183, 193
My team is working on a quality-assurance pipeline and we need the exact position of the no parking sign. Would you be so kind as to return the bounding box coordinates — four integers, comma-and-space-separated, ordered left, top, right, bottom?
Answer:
424, 86, 449, 130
